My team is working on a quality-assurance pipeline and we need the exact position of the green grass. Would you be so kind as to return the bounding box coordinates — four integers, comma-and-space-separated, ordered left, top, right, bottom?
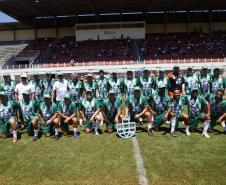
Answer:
0, 124, 225, 185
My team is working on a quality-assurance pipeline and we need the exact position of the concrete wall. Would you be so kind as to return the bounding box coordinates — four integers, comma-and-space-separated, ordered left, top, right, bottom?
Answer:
1, 22, 226, 42
57, 27, 74, 38
76, 27, 145, 41
15, 29, 35, 40
0, 30, 14, 41
146, 22, 226, 33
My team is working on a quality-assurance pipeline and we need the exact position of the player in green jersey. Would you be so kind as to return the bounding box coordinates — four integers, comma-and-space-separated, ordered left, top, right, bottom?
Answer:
168, 89, 189, 137
29, 73, 44, 103
67, 73, 83, 102
108, 72, 123, 99
80, 90, 101, 135
19, 90, 40, 142
39, 94, 59, 138
123, 70, 139, 98
184, 67, 200, 95
57, 93, 79, 140
0, 92, 18, 142
210, 68, 225, 94
102, 90, 123, 133
148, 84, 171, 132
126, 86, 153, 135
198, 67, 211, 98
185, 88, 211, 138
83, 74, 98, 97
208, 89, 226, 133
0, 73, 16, 100
42, 72, 55, 95
139, 69, 155, 98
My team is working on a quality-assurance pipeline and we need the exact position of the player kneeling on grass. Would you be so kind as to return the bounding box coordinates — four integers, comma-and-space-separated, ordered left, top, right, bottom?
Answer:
19, 90, 40, 142
80, 90, 101, 135
208, 89, 226, 134
168, 89, 189, 137
102, 90, 123, 133
39, 94, 59, 138
57, 93, 79, 140
0, 92, 18, 142
148, 84, 171, 132
126, 86, 153, 135
185, 88, 211, 138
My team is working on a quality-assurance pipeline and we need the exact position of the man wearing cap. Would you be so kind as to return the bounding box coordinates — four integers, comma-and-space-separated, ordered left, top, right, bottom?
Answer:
184, 88, 211, 138
108, 72, 123, 99
168, 89, 189, 137
57, 93, 79, 139
67, 73, 83, 102
83, 74, 98, 98
19, 90, 40, 141
0, 73, 16, 100
43, 72, 55, 95
148, 84, 171, 132
199, 67, 211, 98
102, 90, 123, 133
0, 91, 19, 142
155, 70, 170, 92
126, 86, 153, 135
210, 68, 225, 94
29, 73, 44, 103
15, 73, 35, 101
123, 70, 139, 98
39, 94, 59, 138
52, 72, 68, 105
167, 66, 185, 97
208, 89, 226, 133
80, 90, 101, 135
184, 67, 199, 95
139, 69, 155, 98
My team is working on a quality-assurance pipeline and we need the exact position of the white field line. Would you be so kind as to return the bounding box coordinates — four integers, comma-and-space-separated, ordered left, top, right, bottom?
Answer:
132, 137, 149, 185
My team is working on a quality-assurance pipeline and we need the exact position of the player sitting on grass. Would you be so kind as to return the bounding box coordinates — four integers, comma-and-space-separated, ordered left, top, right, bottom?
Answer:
168, 89, 189, 137
57, 93, 79, 140
148, 84, 171, 132
185, 88, 211, 138
102, 90, 123, 133
39, 93, 59, 138
80, 90, 101, 135
208, 89, 226, 134
126, 86, 153, 135
0, 91, 19, 142
19, 90, 40, 142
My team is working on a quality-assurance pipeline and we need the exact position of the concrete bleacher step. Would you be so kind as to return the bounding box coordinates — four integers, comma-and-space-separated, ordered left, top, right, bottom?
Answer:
0, 43, 28, 68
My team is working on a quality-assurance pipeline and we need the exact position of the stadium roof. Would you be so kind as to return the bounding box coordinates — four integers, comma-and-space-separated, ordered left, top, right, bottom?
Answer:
1, 0, 226, 24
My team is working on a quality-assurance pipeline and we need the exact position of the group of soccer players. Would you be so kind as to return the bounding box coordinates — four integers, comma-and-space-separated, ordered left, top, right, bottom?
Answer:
0, 66, 225, 142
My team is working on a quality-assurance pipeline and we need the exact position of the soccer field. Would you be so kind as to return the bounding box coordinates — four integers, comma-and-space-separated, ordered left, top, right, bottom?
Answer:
0, 125, 225, 185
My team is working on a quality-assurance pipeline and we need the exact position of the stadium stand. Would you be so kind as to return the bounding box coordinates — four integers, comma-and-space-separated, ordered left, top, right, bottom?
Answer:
138, 32, 226, 60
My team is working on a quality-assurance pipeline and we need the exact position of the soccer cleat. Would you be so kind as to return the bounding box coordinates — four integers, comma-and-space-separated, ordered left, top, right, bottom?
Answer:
170, 132, 177, 137
185, 129, 191, 136
154, 127, 159, 132
202, 132, 210, 138
44, 133, 51, 137
147, 128, 153, 136
62, 130, 69, 136
12, 136, 17, 143
73, 132, 80, 140
165, 121, 171, 125
54, 135, 59, 140
33, 136, 38, 142
95, 130, 100, 135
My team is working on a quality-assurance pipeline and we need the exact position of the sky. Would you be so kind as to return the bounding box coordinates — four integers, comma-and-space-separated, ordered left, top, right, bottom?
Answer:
0, 11, 17, 23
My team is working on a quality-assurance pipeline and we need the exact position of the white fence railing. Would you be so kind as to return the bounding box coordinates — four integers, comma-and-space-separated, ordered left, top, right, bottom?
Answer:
2, 57, 225, 70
